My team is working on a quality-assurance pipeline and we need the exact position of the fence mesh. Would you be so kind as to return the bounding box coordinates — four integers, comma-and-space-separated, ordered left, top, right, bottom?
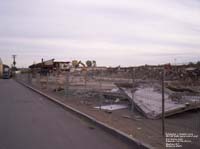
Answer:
15, 66, 200, 149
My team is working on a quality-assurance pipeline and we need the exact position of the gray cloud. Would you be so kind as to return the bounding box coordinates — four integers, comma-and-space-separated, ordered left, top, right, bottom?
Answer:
0, 0, 199, 67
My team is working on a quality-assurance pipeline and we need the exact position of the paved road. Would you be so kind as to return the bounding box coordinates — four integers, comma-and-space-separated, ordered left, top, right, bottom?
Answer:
0, 79, 134, 149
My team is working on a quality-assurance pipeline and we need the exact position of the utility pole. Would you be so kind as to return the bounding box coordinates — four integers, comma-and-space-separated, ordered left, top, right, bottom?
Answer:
12, 55, 17, 67
12, 55, 17, 77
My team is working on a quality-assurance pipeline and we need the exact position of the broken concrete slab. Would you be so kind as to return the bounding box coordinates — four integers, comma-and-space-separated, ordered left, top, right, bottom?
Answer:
94, 104, 128, 111
118, 83, 200, 119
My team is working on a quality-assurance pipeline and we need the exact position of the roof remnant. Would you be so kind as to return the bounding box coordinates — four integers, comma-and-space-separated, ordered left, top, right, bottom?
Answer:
117, 83, 200, 119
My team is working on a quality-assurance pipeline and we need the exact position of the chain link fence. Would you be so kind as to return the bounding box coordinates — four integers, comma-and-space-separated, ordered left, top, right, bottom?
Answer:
15, 66, 200, 149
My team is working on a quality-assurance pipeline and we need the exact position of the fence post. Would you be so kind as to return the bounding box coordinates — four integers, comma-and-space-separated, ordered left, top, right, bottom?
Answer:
99, 69, 103, 110
28, 71, 31, 84
131, 67, 135, 113
162, 68, 165, 137
65, 71, 70, 98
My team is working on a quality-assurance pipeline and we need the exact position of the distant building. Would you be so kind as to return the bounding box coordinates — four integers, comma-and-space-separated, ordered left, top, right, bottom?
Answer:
53, 61, 71, 71
29, 59, 71, 71
0, 58, 3, 78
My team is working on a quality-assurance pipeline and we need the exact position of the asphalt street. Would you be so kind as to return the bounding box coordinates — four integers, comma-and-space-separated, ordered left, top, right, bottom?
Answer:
0, 79, 134, 149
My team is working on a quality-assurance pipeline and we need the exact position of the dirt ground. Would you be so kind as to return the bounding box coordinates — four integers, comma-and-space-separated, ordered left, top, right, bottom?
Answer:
19, 73, 200, 149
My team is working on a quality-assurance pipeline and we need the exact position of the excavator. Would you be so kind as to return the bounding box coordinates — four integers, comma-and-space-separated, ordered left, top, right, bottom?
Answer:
71, 60, 96, 87
72, 60, 87, 71
71, 60, 88, 87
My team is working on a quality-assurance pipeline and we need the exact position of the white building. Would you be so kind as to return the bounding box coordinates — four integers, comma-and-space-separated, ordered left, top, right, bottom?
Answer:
0, 58, 3, 78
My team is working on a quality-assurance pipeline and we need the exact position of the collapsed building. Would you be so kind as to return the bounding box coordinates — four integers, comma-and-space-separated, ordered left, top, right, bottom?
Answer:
28, 60, 200, 119
29, 59, 71, 72
116, 81, 200, 119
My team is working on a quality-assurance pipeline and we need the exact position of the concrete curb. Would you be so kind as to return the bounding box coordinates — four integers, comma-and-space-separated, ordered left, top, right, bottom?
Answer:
16, 80, 155, 149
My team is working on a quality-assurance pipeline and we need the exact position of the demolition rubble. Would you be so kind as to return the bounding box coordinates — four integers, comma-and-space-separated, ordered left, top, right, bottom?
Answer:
26, 59, 200, 119
15, 59, 200, 149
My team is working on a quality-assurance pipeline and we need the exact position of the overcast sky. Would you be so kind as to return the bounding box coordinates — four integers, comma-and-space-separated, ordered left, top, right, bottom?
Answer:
0, 0, 200, 67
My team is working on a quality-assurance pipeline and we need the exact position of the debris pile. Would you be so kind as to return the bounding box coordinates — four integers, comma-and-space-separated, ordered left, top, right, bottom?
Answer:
117, 82, 200, 119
